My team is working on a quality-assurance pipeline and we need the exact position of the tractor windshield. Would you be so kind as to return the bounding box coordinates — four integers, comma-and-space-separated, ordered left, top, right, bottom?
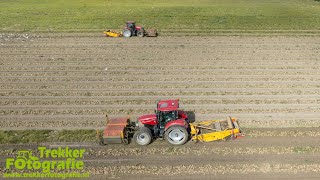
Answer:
127, 23, 135, 29
163, 111, 176, 121
159, 111, 178, 123
157, 111, 177, 130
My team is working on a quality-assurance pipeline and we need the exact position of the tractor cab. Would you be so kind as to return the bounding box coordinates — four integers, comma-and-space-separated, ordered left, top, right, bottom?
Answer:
136, 99, 189, 144
156, 99, 180, 125
138, 100, 188, 125
126, 21, 136, 30
124, 21, 137, 36
157, 110, 178, 137
155, 100, 188, 137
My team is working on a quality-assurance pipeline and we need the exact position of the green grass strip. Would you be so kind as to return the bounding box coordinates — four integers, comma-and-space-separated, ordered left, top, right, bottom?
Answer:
0, 0, 320, 33
0, 130, 97, 144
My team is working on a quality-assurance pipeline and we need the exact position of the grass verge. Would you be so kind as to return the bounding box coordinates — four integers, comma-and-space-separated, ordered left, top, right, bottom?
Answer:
0, 0, 320, 34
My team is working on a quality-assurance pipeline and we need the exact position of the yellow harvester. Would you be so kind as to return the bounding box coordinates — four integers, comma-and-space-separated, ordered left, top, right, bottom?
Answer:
190, 117, 243, 142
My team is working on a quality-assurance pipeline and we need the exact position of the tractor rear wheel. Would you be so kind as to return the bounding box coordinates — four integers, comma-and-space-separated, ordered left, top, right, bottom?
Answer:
165, 126, 188, 145
137, 31, 144, 37
123, 29, 131, 38
133, 127, 152, 146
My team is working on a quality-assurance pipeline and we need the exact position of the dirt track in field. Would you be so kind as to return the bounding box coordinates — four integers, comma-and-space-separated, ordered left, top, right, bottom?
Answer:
1, 129, 320, 179
1, 34, 320, 179
1, 34, 320, 129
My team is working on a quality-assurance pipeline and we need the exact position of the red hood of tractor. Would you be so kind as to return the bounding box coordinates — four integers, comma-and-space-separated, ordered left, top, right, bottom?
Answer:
138, 114, 157, 125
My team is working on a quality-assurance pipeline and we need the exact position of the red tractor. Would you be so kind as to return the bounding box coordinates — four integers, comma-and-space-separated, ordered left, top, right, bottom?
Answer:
101, 99, 243, 146
102, 99, 190, 145
123, 21, 145, 38
134, 99, 189, 145
122, 21, 157, 38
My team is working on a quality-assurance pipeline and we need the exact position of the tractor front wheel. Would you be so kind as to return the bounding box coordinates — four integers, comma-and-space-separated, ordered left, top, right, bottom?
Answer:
165, 126, 188, 145
133, 127, 152, 146
123, 29, 132, 38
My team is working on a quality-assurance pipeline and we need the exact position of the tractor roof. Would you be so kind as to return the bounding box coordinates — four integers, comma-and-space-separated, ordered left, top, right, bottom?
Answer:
127, 21, 135, 24
157, 99, 179, 111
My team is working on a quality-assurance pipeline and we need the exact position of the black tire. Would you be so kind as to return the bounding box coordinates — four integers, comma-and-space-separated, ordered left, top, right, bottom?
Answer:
123, 29, 131, 38
137, 31, 144, 37
99, 138, 105, 146
133, 127, 152, 146
165, 126, 188, 145
123, 138, 129, 145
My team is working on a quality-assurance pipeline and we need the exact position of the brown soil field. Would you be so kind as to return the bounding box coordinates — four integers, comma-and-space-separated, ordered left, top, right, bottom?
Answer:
1, 131, 320, 179
1, 34, 320, 179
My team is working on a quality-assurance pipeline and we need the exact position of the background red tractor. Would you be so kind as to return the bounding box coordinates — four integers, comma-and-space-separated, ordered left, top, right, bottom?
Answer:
123, 21, 144, 38
122, 21, 157, 38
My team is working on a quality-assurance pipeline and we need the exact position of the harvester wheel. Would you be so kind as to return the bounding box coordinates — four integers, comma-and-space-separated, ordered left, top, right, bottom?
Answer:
133, 127, 152, 146
137, 31, 144, 37
123, 29, 131, 38
165, 126, 188, 145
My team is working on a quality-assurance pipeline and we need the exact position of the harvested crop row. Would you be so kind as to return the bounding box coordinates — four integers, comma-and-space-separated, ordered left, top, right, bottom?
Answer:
2, 73, 320, 82
2, 67, 320, 75
2, 82, 320, 90
2, 117, 320, 130
1, 99, 318, 106
1, 90, 320, 97
1, 105, 320, 115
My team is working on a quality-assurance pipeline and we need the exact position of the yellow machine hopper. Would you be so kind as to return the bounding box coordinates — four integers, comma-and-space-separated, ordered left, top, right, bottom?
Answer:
190, 117, 243, 142
103, 30, 122, 37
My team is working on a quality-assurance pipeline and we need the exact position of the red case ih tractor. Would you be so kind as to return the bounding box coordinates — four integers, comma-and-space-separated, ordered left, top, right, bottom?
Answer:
122, 21, 157, 38
123, 21, 144, 38
102, 99, 190, 145
103, 21, 157, 38
100, 99, 243, 146
134, 99, 189, 145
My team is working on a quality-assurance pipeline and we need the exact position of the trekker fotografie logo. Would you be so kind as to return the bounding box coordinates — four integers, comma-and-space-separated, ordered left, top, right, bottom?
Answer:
4, 146, 90, 179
